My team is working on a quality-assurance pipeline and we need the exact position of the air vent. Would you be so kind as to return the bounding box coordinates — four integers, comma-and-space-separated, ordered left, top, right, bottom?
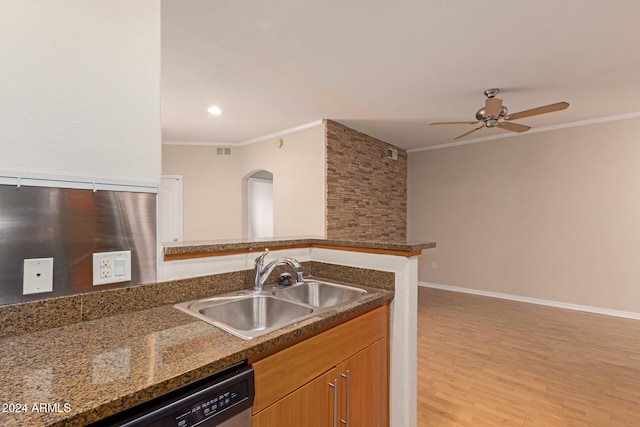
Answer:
216, 147, 232, 156
387, 147, 398, 161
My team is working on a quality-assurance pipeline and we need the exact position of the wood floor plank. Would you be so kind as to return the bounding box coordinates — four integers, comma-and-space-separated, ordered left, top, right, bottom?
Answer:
418, 287, 640, 426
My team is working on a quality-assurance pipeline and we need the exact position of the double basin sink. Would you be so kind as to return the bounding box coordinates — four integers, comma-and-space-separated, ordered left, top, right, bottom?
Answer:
175, 280, 368, 340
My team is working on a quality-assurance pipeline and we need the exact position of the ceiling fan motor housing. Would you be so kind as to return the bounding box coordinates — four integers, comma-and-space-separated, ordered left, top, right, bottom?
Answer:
476, 106, 508, 122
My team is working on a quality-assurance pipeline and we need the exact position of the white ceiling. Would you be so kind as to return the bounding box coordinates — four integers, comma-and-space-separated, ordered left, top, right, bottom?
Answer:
161, 0, 640, 150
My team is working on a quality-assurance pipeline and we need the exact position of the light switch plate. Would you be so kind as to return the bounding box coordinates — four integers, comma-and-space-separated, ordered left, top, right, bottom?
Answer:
23, 258, 54, 295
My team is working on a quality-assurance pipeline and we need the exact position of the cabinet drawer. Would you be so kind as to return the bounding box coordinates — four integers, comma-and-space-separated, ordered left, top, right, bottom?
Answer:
252, 304, 389, 413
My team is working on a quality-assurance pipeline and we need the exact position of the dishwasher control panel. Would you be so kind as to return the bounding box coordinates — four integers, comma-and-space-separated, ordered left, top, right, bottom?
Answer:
173, 381, 249, 427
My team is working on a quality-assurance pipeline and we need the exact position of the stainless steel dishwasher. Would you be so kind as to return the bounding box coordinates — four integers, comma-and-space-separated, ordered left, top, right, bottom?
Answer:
89, 363, 254, 427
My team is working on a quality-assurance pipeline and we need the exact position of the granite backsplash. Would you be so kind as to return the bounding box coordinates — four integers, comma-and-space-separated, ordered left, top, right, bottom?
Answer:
0, 261, 394, 339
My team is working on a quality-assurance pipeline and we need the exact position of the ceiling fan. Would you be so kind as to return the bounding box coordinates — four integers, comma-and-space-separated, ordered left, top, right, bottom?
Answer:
430, 88, 569, 140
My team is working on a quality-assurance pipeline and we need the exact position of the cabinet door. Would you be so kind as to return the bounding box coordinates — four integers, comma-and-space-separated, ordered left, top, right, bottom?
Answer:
338, 338, 389, 427
252, 368, 338, 427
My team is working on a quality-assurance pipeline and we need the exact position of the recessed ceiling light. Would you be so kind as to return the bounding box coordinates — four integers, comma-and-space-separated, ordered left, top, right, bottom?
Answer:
207, 106, 222, 116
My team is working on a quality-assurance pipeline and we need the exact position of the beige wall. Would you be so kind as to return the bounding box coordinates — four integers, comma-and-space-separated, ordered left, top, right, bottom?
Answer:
163, 124, 325, 241
408, 117, 640, 313
239, 126, 326, 238
162, 145, 242, 240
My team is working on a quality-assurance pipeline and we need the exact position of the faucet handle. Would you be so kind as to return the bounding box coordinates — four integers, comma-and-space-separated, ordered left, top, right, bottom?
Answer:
254, 248, 269, 266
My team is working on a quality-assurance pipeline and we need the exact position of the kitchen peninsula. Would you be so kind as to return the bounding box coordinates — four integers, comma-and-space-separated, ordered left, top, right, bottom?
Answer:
161, 237, 435, 427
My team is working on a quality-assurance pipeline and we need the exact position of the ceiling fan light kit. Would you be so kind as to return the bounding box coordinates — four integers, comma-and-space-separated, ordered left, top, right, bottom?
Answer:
430, 88, 569, 141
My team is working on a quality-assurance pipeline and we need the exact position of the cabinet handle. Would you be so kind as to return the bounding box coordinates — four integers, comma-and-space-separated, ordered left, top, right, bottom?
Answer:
329, 379, 337, 427
340, 370, 350, 426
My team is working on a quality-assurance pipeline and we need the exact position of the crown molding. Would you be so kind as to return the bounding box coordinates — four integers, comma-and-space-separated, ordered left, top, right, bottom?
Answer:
238, 119, 323, 146
162, 119, 324, 147
161, 140, 235, 146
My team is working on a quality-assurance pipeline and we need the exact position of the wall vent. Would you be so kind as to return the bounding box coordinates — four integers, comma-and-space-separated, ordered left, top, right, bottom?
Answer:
387, 147, 398, 161
217, 147, 232, 156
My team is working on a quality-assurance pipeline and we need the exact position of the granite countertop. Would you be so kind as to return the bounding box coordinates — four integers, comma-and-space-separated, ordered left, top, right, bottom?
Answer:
163, 237, 436, 258
0, 281, 392, 427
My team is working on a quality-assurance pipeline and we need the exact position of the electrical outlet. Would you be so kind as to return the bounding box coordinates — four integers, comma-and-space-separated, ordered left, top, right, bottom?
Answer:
100, 266, 112, 278
431, 261, 438, 269
93, 251, 131, 285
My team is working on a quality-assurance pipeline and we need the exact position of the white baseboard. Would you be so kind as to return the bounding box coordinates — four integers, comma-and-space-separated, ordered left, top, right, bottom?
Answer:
419, 281, 640, 321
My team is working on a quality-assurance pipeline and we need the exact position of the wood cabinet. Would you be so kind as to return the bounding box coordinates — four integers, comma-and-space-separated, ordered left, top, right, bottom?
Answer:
251, 305, 389, 427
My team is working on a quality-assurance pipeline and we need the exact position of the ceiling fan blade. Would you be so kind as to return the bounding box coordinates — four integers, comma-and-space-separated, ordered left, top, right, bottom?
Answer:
505, 102, 569, 121
453, 124, 484, 140
430, 121, 479, 125
485, 98, 503, 117
498, 121, 531, 133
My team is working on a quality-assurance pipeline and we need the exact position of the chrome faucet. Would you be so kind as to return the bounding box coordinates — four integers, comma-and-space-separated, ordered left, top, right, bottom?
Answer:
253, 248, 304, 291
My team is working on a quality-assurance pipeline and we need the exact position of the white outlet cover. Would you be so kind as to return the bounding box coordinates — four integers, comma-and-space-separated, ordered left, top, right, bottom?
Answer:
23, 258, 54, 295
93, 251, 131, 286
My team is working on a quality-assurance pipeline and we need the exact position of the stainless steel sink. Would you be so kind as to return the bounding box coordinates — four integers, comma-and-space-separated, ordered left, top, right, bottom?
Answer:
175, 280, 370, 340
274, 281, 366, 307
200, 296, 312, 332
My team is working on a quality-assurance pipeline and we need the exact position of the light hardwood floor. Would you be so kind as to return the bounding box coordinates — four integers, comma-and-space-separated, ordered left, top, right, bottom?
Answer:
417, 287, 640, 426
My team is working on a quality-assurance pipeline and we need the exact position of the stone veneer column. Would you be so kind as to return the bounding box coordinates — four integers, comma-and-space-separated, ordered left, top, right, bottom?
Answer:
325, 120, 407, 241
